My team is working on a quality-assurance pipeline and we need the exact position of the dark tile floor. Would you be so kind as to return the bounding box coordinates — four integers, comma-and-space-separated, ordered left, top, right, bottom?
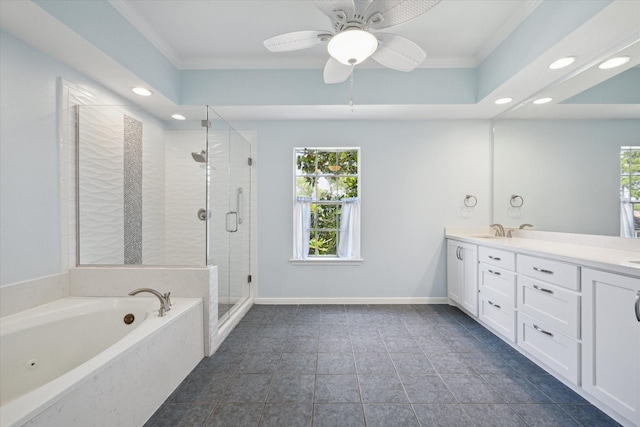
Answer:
145, 304, 620, 427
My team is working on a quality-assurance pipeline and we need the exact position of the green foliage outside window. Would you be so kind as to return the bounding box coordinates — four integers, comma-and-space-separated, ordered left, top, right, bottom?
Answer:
620, 147, 640, 213
296, 148, 359, 256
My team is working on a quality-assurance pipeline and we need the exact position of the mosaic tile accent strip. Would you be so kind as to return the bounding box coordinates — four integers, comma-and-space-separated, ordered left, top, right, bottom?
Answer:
124, 115, 143, 264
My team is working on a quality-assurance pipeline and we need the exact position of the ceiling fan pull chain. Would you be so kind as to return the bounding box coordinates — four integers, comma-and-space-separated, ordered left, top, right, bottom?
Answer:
349, 68, 354, 111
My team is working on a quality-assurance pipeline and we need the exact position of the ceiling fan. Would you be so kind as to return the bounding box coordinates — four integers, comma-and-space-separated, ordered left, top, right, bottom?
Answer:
264, 0, 441, 84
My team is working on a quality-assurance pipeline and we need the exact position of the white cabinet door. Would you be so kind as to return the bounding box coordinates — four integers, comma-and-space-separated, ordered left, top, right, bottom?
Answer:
447, 240, 477, 316
582, 268, 640, 426
447, 241, 463, 305
460, 244, 478, 316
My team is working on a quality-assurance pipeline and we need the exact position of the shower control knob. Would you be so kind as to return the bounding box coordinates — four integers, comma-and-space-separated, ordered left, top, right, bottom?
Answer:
197, 208, 210, 221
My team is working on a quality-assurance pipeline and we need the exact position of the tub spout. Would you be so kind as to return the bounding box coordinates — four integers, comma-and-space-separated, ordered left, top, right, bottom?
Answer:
128, 288, 171, 317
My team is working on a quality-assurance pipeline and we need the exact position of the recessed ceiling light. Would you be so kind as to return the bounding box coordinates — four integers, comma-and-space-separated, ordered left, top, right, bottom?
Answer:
598, 56, 630, 70
132, 87, 152, 96
171, 114, 186, 120
494, 97, 513, 105
533, 97, 553, 105
549, 56, 576, 70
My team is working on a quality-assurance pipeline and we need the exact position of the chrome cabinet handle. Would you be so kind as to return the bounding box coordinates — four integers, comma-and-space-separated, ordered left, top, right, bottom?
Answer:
488, 269, 501, 276
533, 324, 554, 337
455, 247, 460, 260
488, 300, 501, 309
488, 255, 501, 261
533, 267, 554, 275
533, 284, 553, 294
635, 291, 640, 322
458, 247, 463, 261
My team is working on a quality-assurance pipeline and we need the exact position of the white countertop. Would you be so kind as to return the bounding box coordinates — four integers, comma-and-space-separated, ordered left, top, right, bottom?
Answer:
445, 227, 640, 278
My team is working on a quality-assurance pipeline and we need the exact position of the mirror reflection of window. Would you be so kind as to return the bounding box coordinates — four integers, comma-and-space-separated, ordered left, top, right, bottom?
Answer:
620, 146, 640, 238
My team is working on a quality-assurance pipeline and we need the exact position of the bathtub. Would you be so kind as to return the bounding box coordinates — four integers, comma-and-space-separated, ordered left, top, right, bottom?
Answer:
0, 296, 204, 427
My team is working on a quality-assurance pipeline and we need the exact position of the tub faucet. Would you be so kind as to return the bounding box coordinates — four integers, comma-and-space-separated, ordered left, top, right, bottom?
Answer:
128, 288, 171, 317
489, 224, 505, 237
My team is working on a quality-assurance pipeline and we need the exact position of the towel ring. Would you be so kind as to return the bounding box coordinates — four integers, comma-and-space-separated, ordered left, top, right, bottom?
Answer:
510, 194, 524, 207
464, 195, 477, 207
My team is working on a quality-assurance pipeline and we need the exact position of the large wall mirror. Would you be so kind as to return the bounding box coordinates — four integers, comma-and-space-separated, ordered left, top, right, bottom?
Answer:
493, 40, 640, 237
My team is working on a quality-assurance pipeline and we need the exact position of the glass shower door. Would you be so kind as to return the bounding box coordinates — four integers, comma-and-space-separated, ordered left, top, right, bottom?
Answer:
227, 129, 251, 314
206, 107, 251, 321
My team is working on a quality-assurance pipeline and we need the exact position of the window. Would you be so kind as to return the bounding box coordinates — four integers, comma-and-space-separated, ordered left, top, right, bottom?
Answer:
620, 146, 640, 238
293, 148, 360, 260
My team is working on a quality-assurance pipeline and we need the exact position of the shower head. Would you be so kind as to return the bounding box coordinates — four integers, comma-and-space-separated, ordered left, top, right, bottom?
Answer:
191, 150, 206, 163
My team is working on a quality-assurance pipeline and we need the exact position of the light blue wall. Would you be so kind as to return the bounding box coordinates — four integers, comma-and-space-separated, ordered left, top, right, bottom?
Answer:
245, 120, 492, 300
33, 0, 181, 103
477, 0, 611, 101
0, 30, 167, 286
180, 68, 476, 106
564, 68, 640, 104
1, 30, 63, 285
493, 119, 640, 236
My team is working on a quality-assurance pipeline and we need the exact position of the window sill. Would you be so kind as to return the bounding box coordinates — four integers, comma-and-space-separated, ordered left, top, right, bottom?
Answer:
290, 257, 364, 266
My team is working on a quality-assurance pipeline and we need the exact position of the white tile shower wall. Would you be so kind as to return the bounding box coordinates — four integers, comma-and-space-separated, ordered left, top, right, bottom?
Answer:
69, 266, 218, 355
77, 105, 125, 264
0, 273, 69, 318
164, 131, 207, 265
142, 117, 166, 264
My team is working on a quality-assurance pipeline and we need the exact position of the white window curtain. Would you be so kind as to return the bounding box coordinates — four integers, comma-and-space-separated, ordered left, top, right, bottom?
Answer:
293, 197, 312, 259
621, 192, 635, 238
338, 197, 360, 258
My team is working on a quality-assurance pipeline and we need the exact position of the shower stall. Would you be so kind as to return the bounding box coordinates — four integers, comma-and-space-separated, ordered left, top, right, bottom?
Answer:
73, 102, 252, 322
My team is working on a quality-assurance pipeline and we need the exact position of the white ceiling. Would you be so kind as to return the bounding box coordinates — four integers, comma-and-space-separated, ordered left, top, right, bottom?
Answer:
111, 0, 538, 69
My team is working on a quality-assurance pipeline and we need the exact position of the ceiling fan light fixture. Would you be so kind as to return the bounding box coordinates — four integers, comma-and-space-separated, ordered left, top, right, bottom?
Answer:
327, 29, 378, 65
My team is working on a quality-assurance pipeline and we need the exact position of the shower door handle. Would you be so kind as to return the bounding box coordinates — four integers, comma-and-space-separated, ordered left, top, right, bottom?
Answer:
226, 211, 238, 233
236, 187, 243, 224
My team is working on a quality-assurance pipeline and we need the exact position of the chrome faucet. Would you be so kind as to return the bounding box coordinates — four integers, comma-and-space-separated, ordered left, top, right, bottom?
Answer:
489, 223, 505, 237
128, 288, 171, 317
507, 223, 534, 237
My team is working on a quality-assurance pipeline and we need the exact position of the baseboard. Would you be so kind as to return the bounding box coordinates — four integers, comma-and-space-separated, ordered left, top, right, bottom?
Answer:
253, 297, 449, 305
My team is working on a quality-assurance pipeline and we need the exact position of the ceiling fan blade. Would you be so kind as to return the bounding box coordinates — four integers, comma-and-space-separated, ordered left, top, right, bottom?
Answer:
313, 0, 355, 24
371, 33, 426, 71
264, 30, 332, 52
365, 0, 441, 30
324, 57, 353, 84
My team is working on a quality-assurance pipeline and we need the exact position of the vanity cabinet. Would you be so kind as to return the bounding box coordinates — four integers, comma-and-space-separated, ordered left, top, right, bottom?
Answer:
447, 240, 478, 316
516, 254, 581, 384
582, 268, 640, 426
478, 246, 516, 342
446, 229, 640, 426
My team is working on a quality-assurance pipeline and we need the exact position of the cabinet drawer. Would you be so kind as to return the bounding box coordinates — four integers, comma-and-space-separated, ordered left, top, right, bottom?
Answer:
479, 264, 516, 306
517, 276, 581, 339
517, 254, 580, 291
479, 292, 515, 342
517, 312, 580, 385
479, 246, 515, 271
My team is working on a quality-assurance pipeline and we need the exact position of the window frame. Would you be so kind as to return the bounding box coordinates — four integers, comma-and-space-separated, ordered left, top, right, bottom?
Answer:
291, 147, 362, 264
620, 146, 640, 237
